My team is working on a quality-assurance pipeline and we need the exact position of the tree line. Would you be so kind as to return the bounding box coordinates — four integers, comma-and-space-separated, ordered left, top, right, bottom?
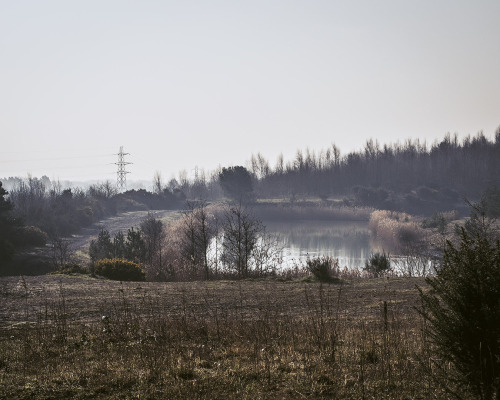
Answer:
172, 129, 500, 213
2, 128, 499, 271
0, 177, 185, 272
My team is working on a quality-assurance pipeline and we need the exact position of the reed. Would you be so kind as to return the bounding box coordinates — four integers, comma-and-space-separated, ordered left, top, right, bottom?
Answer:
369, 210, 428, 253
253, 203, 373, 222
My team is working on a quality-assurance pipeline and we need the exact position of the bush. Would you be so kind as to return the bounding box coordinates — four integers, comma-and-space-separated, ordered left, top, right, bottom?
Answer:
421, 212, 447, 230
93, 258, 145, 282
11, 226, 48, 247
369, 210, 427, 253
89, 229, 114, 262
418, 216, 500, 399
364, 252, 391, 277
353, 186, 389, 208
421, 211, 458, 235
482, 186, 500, 218
416, 186, 438, 201
306, 256, 340, 283
56, 263, 88, 275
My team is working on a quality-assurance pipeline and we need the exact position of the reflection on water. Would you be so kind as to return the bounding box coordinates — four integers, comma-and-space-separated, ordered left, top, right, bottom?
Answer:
264, 220, 371, 269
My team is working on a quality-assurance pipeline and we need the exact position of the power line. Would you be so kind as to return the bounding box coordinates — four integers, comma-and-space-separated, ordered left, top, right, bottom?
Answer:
0, 154, 113, 164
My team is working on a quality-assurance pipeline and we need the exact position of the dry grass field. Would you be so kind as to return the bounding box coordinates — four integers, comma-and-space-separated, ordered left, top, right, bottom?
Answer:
0, 274, 452, 399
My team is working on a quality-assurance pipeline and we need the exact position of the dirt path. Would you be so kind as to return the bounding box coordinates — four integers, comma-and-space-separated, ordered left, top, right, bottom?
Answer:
69, 209, 180, 256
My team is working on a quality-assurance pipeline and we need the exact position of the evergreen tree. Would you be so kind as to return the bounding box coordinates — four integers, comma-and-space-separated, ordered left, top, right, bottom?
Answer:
89, 229, 114, 262
0, 182, 15, 265
418, 208, 500, 399
218, 166, 254, 201
125, 227, 146, 264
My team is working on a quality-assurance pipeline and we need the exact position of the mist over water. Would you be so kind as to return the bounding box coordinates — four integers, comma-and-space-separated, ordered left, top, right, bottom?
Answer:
264, 220, 372, 270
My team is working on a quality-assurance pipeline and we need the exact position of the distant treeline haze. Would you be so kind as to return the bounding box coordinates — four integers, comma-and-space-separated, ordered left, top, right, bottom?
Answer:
182, 130, 500, 213
254, 131, 499, 199
1, 130, 499, 239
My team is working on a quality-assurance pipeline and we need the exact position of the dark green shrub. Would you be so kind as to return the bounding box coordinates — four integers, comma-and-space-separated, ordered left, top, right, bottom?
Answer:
364, 252, 391, 277
306, 256, 340, 283
89, 229, 114, 262
218, 166, 254, 201
93, 258, 145, 281
12, 226, 48, 247
416, 186, 438, 201
421, 212, 447, 231
353, 186, 389, 208
57, 263, 88, 275
482, 186, 500, 218
418, 219, 500, 399
76, 206, 94, 226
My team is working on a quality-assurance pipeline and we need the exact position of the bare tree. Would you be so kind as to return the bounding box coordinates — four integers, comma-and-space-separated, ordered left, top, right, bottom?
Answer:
49, 235, 72, 268
88, 180, 116, 199
252, 232, 283, 275
179, 201, 215, 279
220, 203, 263, 277
275, 153, 284, 175
153, 171, 163, 194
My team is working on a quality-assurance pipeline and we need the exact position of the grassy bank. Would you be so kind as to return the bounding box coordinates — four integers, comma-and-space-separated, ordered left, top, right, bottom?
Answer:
253, 201, 372, 222
0, 275, 454, 399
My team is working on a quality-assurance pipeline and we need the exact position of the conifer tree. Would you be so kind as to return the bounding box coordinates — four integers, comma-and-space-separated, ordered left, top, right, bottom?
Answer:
418, 207, 500, 399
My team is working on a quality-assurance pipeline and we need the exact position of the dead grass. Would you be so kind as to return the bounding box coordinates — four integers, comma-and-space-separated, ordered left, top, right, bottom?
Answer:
0, 275, 453, 399
369, 210, 429, 254
254, 203, 373, 222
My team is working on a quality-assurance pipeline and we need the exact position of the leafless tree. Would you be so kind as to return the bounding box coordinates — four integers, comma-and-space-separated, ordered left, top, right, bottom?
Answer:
179, 200, 215, 279
153, 171, 163, 194
49, 235, 72, 268
88, 180, 116, 199
220, 203, 263, 277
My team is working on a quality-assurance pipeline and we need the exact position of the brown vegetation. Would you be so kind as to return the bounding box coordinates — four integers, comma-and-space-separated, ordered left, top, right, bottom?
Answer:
369, 210, 428, 254
0, 275, 454, 399
254, 202, 372, 222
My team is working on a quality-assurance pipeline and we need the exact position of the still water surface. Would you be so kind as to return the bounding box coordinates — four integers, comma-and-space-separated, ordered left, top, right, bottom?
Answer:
264, 220, 372, 270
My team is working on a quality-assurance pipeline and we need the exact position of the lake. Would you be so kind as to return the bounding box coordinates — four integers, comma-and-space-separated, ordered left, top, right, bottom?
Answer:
264, 220, 373, 270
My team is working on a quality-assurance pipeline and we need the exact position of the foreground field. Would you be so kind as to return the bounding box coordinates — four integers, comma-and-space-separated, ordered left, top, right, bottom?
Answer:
0, 275, 450, 399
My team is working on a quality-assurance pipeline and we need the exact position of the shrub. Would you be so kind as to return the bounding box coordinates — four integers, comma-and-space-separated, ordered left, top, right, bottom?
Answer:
306, 256, 340, 283
56, 263, 88, 275
353, 186, 389, 208
482, 186, 500, 218
421, 211, 459, 235
416, 186, 438, 201
418, 216, 500, 399
76, 206, 94, 226
93, 258, 145, 281
89, 229, 114, 262
369, 210, 427, 253
421, 212, 446, 230
364, 252, 391, 277
12, 226, 48, 247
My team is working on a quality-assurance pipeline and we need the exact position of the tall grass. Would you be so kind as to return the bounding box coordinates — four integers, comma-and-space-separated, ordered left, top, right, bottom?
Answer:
0, 276, 451, 399
254, 203, 372, 222
369, 210, 428, 254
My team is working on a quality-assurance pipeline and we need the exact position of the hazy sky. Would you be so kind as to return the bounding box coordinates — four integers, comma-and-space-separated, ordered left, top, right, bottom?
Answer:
1, 0, 499, 183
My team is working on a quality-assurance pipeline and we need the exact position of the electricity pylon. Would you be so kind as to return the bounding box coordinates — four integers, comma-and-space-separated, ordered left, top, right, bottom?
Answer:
115, 146, 131, 192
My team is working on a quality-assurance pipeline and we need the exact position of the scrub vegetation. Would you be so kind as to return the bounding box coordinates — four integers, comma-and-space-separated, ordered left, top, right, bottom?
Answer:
0, 275, 440, 399
1, 131, 499, 398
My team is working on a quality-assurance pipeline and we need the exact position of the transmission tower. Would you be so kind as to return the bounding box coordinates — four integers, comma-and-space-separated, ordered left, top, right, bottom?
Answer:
115, 146, 131, 192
